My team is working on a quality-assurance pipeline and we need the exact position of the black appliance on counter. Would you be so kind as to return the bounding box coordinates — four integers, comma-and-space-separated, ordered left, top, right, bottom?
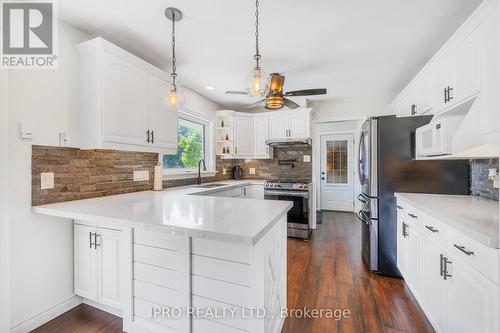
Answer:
232, 165, 242, 180
357, 115, 468, 277
264, 180, 312, 239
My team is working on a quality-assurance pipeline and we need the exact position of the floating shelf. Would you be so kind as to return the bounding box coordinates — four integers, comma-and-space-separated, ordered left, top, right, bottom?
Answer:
216, 127, 233, 131
217, 140, 233, 143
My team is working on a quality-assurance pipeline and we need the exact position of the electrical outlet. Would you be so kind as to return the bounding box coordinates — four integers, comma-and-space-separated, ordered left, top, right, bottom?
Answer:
133, 170, 150, 182
222, 168, 227, 175
40, 172, 54, 189
249, 168, 256, 175
303, 155, 311, 163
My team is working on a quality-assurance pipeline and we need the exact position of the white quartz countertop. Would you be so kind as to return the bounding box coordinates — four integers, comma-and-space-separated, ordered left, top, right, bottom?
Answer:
395, 193, 499, 248
33, 180, 292, 245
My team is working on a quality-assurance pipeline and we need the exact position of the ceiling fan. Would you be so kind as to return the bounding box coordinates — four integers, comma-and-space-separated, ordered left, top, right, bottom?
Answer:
226, 73, 327, 110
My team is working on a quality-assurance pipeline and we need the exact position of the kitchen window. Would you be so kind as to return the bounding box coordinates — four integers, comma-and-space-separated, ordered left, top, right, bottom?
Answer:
163, 112, 215, 179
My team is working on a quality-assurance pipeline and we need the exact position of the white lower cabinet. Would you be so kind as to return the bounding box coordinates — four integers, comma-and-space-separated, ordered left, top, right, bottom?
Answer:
397, 198, 499, 333
74, 222, 130, 312
248, 185, 264, 199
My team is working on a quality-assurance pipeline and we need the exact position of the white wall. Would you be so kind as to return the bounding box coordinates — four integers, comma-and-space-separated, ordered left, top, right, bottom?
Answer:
1, 68, 10, 333
8, 21, 91, 330
312, 96, 393, 122
7, 21, 221, 331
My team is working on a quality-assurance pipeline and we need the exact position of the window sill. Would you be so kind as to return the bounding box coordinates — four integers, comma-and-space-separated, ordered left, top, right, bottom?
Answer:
163, 170, 218, 180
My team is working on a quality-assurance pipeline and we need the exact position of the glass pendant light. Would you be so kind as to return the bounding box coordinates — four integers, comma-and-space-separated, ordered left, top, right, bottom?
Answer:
165, 7, 185, 108
245, 0, 269, 98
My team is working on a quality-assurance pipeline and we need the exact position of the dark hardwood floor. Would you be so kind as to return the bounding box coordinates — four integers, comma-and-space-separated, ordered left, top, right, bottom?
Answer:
30, 211, 434, 333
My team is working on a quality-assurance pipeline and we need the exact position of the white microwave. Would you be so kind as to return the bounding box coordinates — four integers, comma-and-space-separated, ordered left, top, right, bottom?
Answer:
416, 117, 460, 157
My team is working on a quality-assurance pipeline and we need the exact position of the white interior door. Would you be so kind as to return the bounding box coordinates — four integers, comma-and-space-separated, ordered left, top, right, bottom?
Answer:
320, 134, 354, 212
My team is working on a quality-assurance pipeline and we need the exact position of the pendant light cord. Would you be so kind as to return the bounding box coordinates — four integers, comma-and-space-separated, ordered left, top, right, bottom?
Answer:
171, 12, 177, 86
254, 0, 261, 68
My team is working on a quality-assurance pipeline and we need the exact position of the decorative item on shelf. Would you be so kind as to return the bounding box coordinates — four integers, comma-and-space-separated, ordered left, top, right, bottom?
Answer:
165, 7, 185, 108
222, 147, 226, 154
226, 146, 230, 154
244, 0, 269, 98
221, 119, 225, 128
225, 134, 229, 141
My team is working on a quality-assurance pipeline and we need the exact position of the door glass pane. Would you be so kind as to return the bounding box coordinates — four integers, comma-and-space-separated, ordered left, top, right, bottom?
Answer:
327, 140, 348, 184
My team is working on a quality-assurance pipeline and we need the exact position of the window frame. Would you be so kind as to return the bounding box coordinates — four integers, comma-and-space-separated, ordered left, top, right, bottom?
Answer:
162, 110, 216, 180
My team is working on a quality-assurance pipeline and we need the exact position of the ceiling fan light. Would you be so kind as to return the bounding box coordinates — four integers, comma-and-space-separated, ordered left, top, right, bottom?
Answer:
265, 95, 284, 110
245, 67, 269, 97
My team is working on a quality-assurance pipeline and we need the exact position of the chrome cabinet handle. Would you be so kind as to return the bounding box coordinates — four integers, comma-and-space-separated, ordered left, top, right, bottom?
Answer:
439, 254, 444, 277
442, 256, 452, 280
425, 225, 438, 233
89, 232, 95, 248
151, 130, 154, 144
94, 234, 101, 249
453, 244, 474, 256
448, 86, 454, 101
146, 130, 150, 143
402, 222, 409, 238
444, 87, 448, 103
407, 213, 418, 219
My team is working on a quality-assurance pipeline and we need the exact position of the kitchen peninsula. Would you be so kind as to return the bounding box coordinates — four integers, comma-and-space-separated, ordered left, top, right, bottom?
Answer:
33, 181, 292, 333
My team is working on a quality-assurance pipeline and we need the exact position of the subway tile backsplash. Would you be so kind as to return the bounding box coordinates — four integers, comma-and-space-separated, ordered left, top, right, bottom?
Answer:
469, 159, 499, 201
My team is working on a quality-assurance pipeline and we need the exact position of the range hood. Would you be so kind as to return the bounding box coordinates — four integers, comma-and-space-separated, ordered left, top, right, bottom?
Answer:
265, 137, 312, 147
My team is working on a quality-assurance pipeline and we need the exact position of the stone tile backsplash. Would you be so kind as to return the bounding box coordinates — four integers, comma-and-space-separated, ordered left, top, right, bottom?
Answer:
469, 159, 499, 201
32, 145, 159, 205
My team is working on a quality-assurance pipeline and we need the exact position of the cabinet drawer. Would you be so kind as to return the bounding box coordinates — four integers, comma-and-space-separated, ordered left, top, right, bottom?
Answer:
192, 275, 250, 308
134, 298, 182, 331
134, 244, 180, 271
419, 213, 449, 244
192, 238, 250, 264
134, 229, 185, 251
447, 230, 498, 284
134, 262, 179, 290
191, 255, 250, 286
134, 280, 181, 308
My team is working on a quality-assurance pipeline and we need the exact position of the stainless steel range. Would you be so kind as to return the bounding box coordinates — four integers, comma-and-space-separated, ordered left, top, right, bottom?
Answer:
264, 180, 312, 239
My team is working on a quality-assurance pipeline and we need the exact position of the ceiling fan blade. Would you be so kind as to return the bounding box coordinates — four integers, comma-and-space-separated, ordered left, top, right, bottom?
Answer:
245, 99, 266, 109
225, 90, 248, 95
284, 88, 327, 96
283, 98, 300, 109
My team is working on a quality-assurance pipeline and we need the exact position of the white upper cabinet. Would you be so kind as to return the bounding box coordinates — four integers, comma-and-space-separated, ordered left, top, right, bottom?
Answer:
269, 109, 311, 140
253, 115, 271, 158
391, 0, 500, 157
234, 115, 253, 157
269, 113, 289, 139
102, 53, 149, 147
75, 38, 177, 154
148, 74, 178, 151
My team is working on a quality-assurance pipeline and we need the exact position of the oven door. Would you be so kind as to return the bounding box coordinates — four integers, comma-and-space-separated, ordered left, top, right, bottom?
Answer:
264, 190, 309, 238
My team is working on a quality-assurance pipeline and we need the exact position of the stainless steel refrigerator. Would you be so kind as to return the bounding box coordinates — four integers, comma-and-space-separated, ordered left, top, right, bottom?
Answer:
357, 116, 469, 277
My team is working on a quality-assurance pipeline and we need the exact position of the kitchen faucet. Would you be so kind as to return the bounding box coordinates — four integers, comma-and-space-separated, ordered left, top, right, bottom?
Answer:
197, 159, 206, 185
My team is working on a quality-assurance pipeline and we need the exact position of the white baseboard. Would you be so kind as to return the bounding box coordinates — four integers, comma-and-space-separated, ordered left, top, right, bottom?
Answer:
82, 298, 122, 318
10, 296, 82, 333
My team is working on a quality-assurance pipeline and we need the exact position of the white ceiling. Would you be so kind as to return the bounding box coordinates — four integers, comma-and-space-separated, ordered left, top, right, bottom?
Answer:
59, 0, 483, 109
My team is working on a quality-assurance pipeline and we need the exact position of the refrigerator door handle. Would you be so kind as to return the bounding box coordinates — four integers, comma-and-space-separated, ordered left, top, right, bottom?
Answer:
357, 131, 365, 185
357, 210, 371, 225
357, 194, 368, 204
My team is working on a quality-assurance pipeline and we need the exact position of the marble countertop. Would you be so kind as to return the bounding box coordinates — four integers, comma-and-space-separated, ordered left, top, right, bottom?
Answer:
395, 193, 499, 248
33, 180, 292, 246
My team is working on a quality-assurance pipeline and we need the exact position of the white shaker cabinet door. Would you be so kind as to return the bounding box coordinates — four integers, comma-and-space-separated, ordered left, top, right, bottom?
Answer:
449, 27, 482, 104
433, 56, 451, 112
288, 112, 310, 138
102, 53, 149, 147
234, 116, 253, 157
148, 74, 178, 153
269, 113, 289, 139
423, 240, 450, 333
407, 224, 424, 302
449, 259, 498, 333
74, 224, 98, 302
97, 227, 124, 309
253, 115, 270, 158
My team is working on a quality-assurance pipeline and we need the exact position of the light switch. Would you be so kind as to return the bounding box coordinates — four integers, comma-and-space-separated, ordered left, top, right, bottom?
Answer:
303, 155, 311, 163
249, 168, 256, 175
40, 172, 54, 190
18, 122, 34, 139
133, 170, 150, 182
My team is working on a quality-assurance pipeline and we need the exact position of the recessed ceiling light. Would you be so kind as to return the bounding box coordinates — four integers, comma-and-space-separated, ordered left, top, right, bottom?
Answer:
205, 85, 216, 90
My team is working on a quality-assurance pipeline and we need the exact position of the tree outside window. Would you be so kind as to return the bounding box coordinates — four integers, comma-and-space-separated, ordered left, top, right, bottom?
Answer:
163, 118, 205, 169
